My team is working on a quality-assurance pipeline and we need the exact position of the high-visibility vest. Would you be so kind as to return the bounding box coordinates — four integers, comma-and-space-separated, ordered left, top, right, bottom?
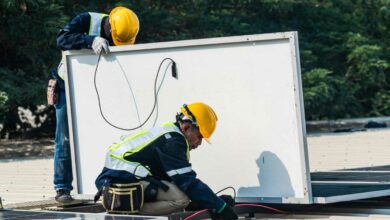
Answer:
57, 12, 107, 80
104, 122, 190, 178
88, 12, 107, 36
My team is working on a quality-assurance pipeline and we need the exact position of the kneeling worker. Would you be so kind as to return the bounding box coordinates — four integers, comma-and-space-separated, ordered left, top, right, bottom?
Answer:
95, 102, 238, 219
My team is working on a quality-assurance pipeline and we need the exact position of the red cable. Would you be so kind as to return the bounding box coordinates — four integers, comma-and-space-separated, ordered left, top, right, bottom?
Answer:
183, 209, 209, 220
235, 203, 287, 214
183, 203, 287, 220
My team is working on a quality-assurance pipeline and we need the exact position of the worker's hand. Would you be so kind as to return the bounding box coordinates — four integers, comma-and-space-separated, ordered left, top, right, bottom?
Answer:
219, 205, 238, 220
219, 195, 235, 207
92, 37, 110, 55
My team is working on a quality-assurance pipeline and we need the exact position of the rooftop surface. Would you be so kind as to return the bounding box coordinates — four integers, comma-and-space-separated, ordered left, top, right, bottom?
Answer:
1, 128, 390, 218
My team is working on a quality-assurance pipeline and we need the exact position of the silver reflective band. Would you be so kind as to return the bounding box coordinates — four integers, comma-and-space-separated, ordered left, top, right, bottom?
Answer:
88, 12, 106, 36
112, 125, 182, 157
105, 152, 149, 177
166, 167, 192, 177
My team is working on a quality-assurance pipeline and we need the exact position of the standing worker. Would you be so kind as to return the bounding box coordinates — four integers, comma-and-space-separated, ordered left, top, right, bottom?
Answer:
52, 6, 139, 203
95, 102, 238, 219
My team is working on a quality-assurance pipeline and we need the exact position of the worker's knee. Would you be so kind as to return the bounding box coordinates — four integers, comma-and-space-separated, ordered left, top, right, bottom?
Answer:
168, 187, 190, 209
139, 195, 190, 215
171, 196, 190, 209
146, 180, 190, 209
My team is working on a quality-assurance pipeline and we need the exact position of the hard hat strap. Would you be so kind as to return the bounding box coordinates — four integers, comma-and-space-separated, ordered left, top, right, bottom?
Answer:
176, 113, 197, 128
183, 104, 197, 125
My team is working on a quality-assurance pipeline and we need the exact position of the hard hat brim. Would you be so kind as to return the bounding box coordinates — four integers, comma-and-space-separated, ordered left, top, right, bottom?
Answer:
112, 35, 136, 46
204, 138, 211, 144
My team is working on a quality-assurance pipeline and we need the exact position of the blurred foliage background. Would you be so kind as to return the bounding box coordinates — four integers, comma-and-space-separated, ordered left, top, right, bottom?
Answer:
0, 0, 389, 138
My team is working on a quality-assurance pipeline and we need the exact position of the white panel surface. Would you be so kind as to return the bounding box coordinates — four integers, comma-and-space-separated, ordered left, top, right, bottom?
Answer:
65, 32, 310, 203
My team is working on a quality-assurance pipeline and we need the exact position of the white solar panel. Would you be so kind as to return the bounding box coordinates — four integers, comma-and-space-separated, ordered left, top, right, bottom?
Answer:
65, 32, 311, 203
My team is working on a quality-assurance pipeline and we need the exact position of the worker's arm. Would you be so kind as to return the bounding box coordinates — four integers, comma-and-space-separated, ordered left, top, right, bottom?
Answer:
156, 134, 226, 213
56, 12, 96, 50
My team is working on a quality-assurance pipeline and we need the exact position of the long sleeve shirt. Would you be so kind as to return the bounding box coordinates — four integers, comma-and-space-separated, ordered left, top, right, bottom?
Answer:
96, 123, 226, 213
57, 12, 110, 51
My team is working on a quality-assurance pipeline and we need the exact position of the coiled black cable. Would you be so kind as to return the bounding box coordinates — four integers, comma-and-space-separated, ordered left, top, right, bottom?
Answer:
94, 51, 176, 130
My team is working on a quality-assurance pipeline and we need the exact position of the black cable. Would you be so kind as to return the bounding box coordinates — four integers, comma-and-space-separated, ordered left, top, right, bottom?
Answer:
152, 62, 172, 127
94, 51, 176, 130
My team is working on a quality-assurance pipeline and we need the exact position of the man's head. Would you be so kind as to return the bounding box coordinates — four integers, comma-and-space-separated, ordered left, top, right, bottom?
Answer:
108, 6, 139, 46
180, 121, 203, 150
177, 102, 218, 150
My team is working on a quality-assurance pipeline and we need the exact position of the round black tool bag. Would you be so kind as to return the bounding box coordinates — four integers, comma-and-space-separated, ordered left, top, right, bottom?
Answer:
102, 182, 144, 214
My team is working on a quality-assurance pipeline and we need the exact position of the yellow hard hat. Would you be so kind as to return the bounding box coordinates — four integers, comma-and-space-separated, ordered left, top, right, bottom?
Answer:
109, 6, 139, 46
180, 102, 218, 142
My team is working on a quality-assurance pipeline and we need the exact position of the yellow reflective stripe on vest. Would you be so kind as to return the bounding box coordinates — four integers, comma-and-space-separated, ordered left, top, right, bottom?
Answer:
185, 139, 190, 161
88, 12, 107, 36
109, 130, 149, 153
104, 152, 150, 177
105, 122, 189, 177
110, 122, 183, 158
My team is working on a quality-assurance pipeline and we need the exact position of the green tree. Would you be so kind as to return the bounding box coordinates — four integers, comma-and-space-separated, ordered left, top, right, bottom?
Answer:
0, 0, 68, 137
372, 91, 390, 116
2, 0, 390, 137
303, 68, 357, 120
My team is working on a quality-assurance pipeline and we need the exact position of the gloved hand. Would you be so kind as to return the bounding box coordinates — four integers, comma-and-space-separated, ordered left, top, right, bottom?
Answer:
219, 195, 235, 207
219, 205, 238, 220
92, 36, 110, 55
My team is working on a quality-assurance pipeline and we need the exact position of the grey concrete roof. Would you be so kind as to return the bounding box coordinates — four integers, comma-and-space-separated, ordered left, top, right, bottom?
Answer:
1, 128, 390, 218
308, 128, 390, 172
0, 158, 53, 205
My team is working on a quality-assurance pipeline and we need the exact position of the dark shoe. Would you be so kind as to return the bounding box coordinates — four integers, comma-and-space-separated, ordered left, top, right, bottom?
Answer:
55, 190, 73, 203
